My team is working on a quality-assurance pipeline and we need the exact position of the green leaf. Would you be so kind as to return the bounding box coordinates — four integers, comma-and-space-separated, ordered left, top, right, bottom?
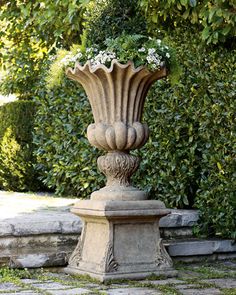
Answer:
202, 27, 210, 40
222, 26, 231, 36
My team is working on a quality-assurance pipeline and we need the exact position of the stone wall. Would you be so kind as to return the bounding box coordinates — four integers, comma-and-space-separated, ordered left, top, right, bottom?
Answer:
0, 209, 235, 268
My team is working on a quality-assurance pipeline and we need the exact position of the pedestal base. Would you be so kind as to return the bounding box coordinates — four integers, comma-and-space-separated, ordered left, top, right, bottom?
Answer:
64, 200, 177, 282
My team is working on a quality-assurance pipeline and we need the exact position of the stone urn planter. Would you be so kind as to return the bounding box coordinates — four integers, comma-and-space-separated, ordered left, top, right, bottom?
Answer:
64, 59, 176, 281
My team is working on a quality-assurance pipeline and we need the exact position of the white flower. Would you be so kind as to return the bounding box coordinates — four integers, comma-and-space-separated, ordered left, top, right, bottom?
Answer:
75, 52, 82, 59
60, 54, 73, 66
166, 53, 170, 58
70, 56, 77, 62
89, 50, 116, 68
148, 48, 156, 54
156, 39, 162, 45
138, 47, 146, 52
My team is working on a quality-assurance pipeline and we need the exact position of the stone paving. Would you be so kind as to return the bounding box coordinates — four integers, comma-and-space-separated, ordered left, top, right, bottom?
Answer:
0, 260, 235, 294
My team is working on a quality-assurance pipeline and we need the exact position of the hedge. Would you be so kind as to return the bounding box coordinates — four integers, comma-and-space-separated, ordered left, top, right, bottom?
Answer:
136, 28, 236, 239
34, 27, 236, 238
0, 100, 42, 191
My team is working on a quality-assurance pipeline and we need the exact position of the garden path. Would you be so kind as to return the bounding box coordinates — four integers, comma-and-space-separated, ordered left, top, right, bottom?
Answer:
0, 260, 235, 294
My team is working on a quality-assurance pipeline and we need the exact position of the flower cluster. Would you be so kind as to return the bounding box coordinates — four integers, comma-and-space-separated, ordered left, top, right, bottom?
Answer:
60, 48, 117, 69
59, 34, 172, 72
60, 50, 82, 67
90, 50, 116, 67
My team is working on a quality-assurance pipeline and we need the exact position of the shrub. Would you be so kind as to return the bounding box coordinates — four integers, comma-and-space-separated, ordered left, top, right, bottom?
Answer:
34, 26, 235, 238
85, 0, 147, 45
34, 79, 103, 196
133, 27, 236, 238
0, 100, 42, 191
34, 0, 235, 239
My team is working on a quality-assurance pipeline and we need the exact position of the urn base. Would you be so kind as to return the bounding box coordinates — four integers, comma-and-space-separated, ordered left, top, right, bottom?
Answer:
91, 185, 147, 201
64, 200, 177, 282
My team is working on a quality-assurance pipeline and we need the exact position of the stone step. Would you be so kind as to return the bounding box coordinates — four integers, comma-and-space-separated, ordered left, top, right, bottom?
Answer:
165, 239, 236, 262
0, 210, 82, 237
0, 209, 198, 238
160, 209, 199, 238
0, 202, 234, 268
3, 237, 235, 268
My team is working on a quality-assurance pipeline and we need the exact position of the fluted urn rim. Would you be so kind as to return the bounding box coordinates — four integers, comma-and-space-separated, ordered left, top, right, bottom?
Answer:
65, 58, 167, 151
66, 59, 167, 77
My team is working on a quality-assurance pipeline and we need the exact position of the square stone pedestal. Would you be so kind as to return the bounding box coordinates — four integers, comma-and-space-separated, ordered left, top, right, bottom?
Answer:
65, 200, 177, 282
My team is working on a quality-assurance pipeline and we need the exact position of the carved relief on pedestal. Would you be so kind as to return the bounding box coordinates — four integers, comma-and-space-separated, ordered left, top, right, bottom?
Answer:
156, 238, 173, 268
68, 237, 83, 267
105, 243, 119, 273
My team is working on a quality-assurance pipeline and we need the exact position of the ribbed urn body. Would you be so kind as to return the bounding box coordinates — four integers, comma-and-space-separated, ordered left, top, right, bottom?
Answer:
67, 60, 167, 200
66, 60, 166, 151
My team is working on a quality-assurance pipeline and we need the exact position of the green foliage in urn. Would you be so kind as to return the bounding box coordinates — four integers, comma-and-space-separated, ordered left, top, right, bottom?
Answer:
46, 34, 180, 89
0, 101, 42, 191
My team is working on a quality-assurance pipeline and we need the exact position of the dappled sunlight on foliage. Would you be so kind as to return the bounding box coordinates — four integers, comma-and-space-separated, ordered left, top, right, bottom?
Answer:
0, 101, 42, 191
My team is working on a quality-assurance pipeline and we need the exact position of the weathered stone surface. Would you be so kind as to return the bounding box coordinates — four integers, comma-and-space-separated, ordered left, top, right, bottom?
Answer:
0, 222, 13, 236
49, 288, 90, 295
32, 282, 70, 290
67, 62, 167, 203
1, 191, 235, 269
177, 288, 222, 295
175, 284, 199, 289
167, 239, 236, 257
214, 240, 236, 253
20, 279, 41, 284
0, 235, 78, 254
106, 288, 162, 295
1, 212, 82, 237
159, 210, 199, 228
9, 252, 69, 268
66, 200, 176, 282
0, 282, 21, 291
147, 278, 185, 285
160, 227, 194, 238
167, 240, 215, 256
202, 278, 236, 288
